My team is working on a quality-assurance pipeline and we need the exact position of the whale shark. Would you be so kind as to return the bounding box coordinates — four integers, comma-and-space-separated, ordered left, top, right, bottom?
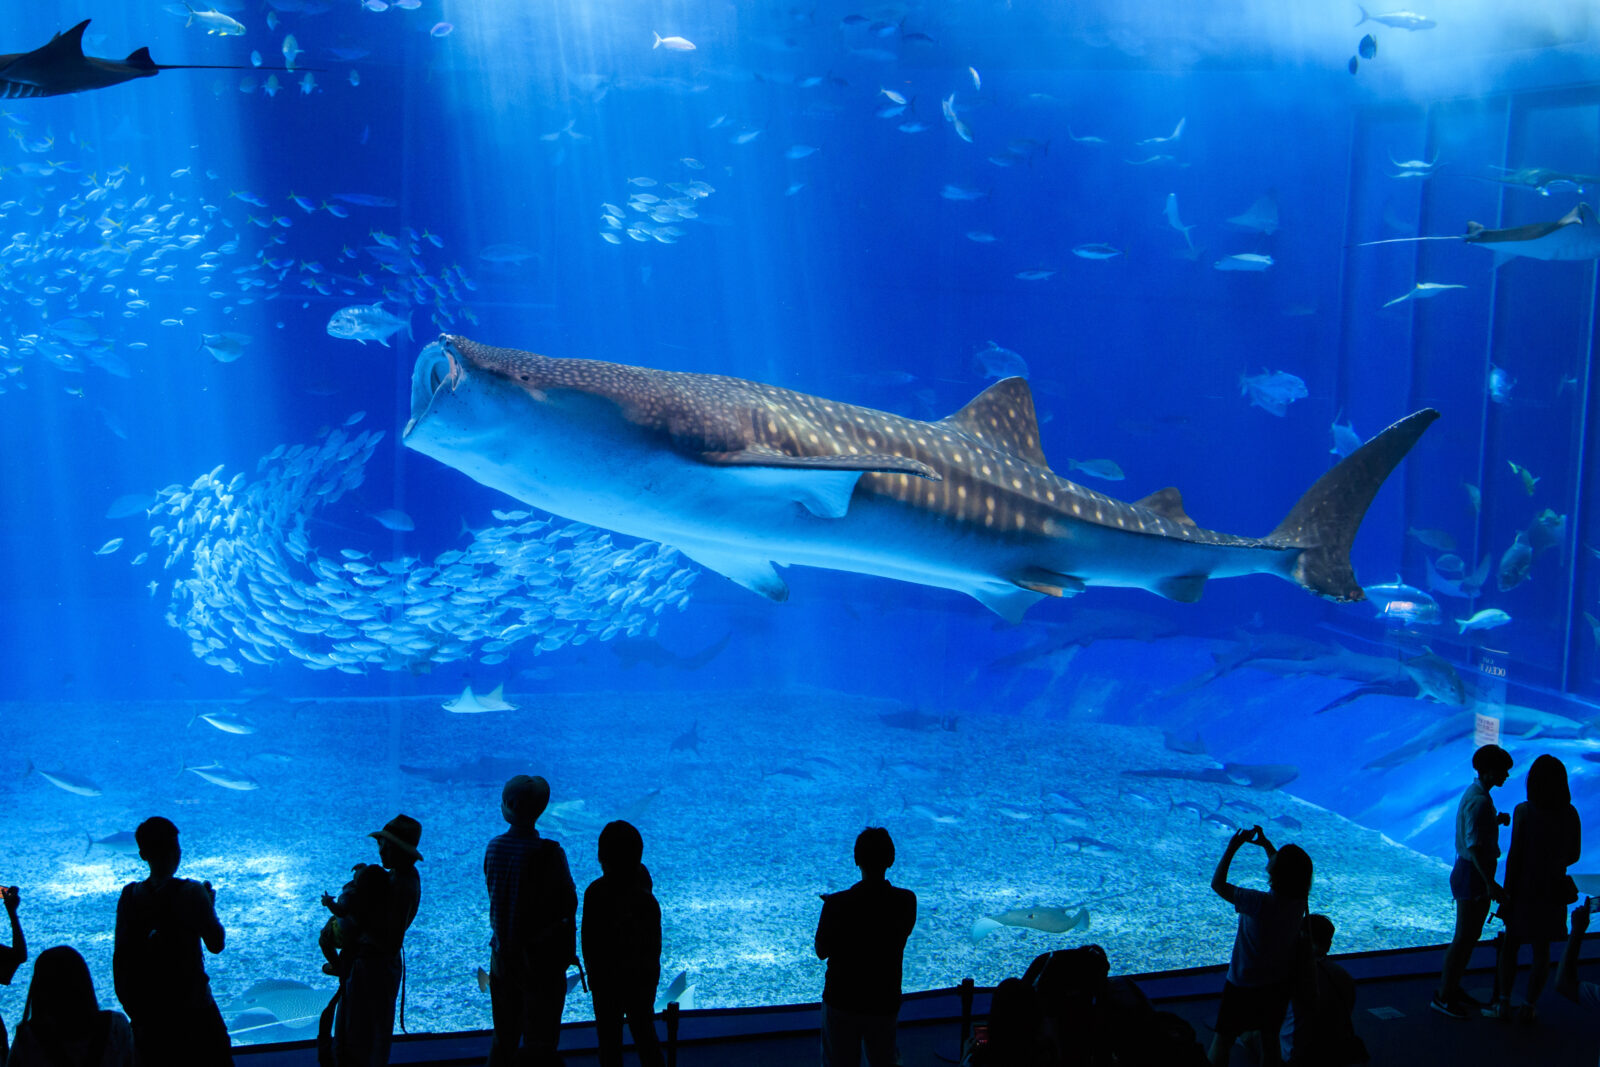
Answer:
0, 20, 265, 99
403, 335, 1437, 622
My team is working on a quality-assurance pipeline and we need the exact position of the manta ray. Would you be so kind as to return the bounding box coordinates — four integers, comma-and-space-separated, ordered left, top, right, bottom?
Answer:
1356, 203, 1600, 264
403, 335, 1437, 623
0, 20, 264, 99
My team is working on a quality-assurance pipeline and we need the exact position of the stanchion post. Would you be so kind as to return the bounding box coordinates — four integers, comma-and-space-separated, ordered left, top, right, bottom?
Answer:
959, 977, 975, 1055
664, 1001, 680, 1067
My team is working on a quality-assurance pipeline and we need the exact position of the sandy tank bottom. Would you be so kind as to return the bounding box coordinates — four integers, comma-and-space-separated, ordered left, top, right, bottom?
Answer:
0, 687, 1452, 1042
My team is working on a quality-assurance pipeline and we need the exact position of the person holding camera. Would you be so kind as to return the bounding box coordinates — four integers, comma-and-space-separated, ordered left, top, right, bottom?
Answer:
1208, 825, 1313, 1067
1431, 744, 1513, 1019
0, 883, 27, 1063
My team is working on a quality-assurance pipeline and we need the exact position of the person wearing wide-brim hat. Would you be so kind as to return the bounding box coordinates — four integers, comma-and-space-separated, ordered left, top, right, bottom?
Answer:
370, 814, 425, 864
326, 814, 424, 1067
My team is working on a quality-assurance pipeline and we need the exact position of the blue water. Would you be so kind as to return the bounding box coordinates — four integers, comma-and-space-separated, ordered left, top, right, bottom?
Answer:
1, 0, 1598, 1041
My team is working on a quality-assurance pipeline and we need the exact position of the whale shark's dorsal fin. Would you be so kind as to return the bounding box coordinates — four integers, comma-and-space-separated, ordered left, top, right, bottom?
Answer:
937, 377, 1050, 469
1134, 487, 1197, 527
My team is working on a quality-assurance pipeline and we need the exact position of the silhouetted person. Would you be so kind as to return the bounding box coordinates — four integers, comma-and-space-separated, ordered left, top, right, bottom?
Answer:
1, 883, 28, 1062
1554, 898, 1600, 1012
486, 775, 577, 1067
1489, 753, 1581, 1022
8, 945, 135, 1066
962, 976, 1057, 1067
112, 816, 231, 1066
581, 821, 665, 1067
1208, 826, 1311, 1067
814, 827, 917, 1067
1432, 744, 1513, 1018
331, 814, 422, 1067
1280, 915, 1367, 1065
320, 861, 393, 978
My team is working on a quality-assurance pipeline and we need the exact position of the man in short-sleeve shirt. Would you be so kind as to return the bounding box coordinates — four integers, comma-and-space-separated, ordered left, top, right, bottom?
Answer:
1432, 744, 1512, 1018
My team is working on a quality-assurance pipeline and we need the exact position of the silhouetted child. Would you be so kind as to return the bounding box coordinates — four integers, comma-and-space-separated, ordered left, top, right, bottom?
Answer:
485, 774, 576, 1067
111, 816, 232, 1066
1555, 897, 1600, 1012
961, 976, 1056, 1066
0, 883, 27, 1062
1432, 743, 1513, 1018
581, 820, 665, 1067
1208, 826, 1312, 1067
8, 945, 136, 1066
1280, 915, 1367, 1065
318, 861, 393, 977
814, 827, 918, 1067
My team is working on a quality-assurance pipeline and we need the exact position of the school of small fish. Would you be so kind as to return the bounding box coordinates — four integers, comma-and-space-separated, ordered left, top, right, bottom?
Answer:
0, 115, 477, 398
129, 424, 697, 675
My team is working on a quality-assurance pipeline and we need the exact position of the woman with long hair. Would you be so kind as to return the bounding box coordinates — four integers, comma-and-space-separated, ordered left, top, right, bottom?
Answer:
1490, 754, 1582, 1022
8, 945, 135, 1066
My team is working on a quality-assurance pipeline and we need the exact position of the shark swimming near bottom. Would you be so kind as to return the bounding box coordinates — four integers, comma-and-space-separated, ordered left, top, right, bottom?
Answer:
403, 335, 1437, 623
0, 20, 272, 99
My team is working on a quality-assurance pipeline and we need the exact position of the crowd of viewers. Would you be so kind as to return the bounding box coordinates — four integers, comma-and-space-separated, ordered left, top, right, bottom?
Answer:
0, 745, 1590, 1066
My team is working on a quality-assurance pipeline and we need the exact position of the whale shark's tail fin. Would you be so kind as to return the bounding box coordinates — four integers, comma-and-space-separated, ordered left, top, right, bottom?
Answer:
1268, 408, 1440, 602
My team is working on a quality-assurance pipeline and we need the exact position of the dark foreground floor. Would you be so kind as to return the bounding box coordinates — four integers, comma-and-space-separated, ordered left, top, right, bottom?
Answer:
236, 940, 1600, 1066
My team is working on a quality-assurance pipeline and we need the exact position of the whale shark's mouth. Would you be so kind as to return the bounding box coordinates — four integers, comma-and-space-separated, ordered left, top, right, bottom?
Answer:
403, 337, 461, 437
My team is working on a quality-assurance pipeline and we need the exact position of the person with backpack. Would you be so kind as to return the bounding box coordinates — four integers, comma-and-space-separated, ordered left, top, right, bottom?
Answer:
485, 774, 577, 1067
328, 814, 423, 1067
7, 945, 135, 1067
111, 816, 231, 1066
581, 820, 665, 1067
0, 883, 28, 1064
814, 827, 917, 1067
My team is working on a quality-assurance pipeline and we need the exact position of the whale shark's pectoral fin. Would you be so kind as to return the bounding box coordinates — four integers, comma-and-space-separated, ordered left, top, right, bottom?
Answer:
678, 546, 789, 601
977, 571, 1086, 624
1151, 575, 1208, 602
700, 446, 939, 519
700, 446, 938, 479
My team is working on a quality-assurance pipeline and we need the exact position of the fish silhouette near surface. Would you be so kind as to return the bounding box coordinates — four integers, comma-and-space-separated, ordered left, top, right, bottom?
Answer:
404, 335, 1438, 623
0, 20, 278, 99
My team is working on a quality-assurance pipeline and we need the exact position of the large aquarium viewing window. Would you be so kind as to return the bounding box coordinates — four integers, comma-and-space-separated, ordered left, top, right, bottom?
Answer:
1, 0, 1597, 1046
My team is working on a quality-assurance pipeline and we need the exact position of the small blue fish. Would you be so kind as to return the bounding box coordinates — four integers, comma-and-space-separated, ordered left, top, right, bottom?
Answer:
1359, 34, 1378, 59
1330, 413, 1361, 457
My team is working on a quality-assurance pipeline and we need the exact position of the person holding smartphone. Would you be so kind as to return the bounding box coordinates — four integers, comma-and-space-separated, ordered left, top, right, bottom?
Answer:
0, 884, 27, 1062
1208, 826, 1314, 1067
